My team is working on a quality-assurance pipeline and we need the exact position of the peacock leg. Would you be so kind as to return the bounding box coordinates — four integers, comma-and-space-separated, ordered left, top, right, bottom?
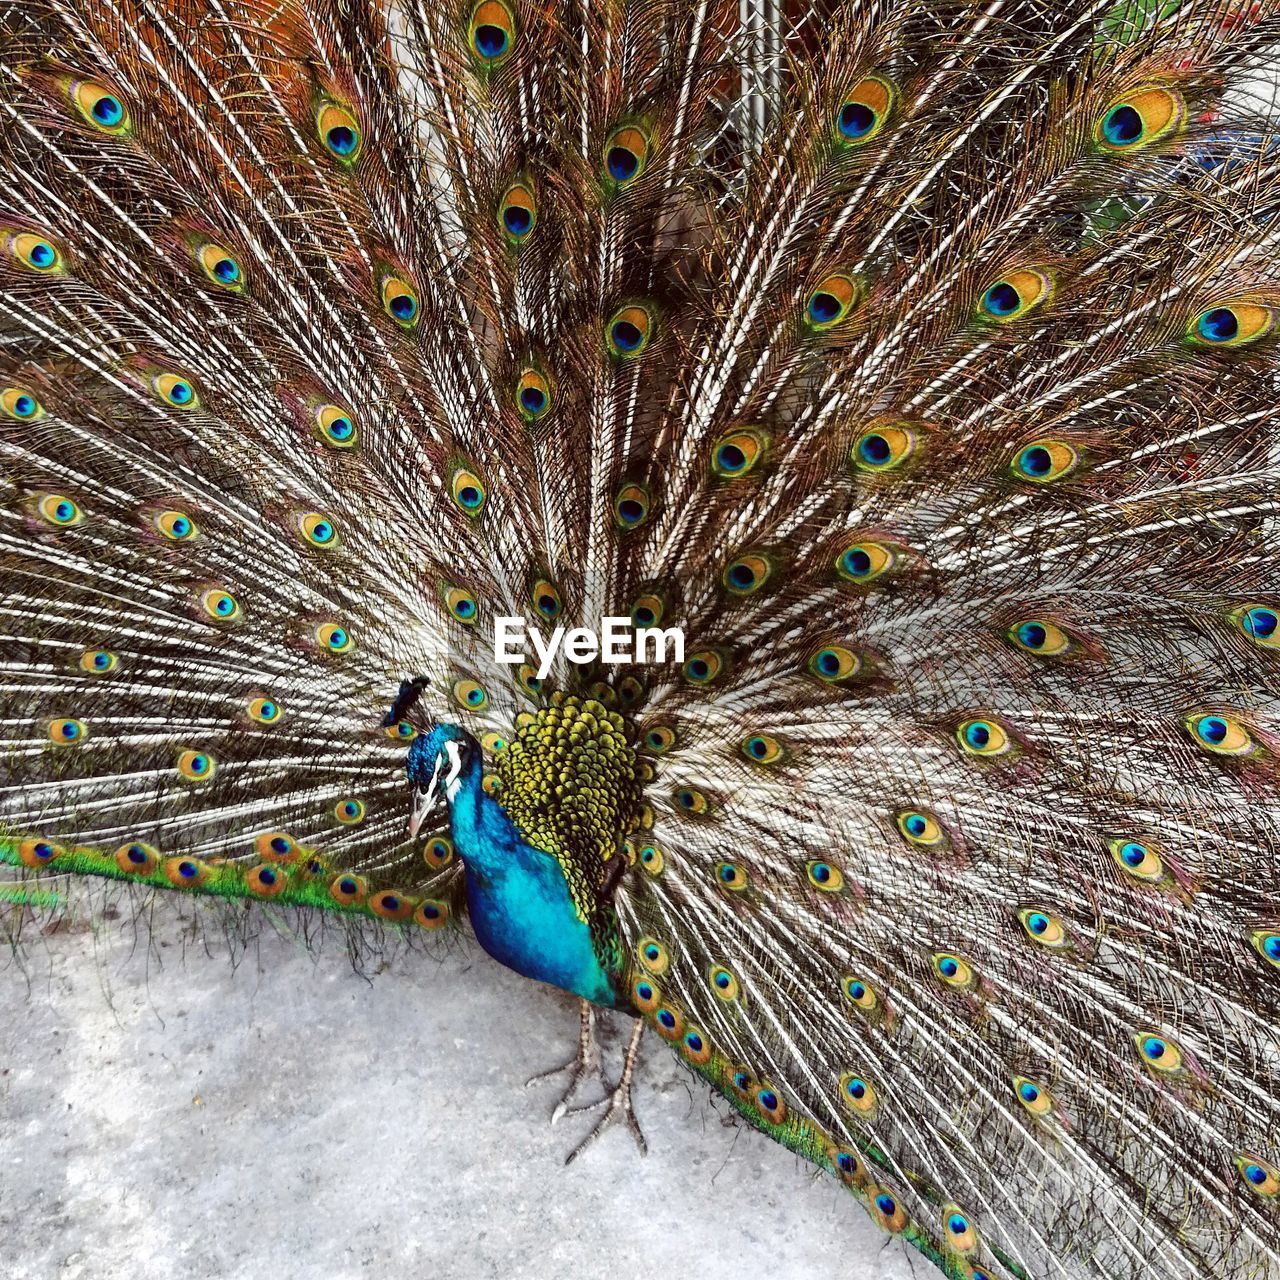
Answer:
562, 1016, 647, 1166
525, 999, 607, 1124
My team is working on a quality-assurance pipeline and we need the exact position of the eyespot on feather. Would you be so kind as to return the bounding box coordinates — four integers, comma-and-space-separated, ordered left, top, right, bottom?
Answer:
452, 678, 489, 711
415, 899, 449, 929
516, 368, 551, 421
932, 952, 977, 990
1185, 711, 1254, 756
979, 269, 1053, 322
69, 79, 131, 135
500, 183, 537, 244
423, 835, 454, 869
247, 864, 287, 898
1011, 440, 1079, 483
8, 231, 62, 273
711, 428, 767, 479
247, 696, 281, 725
155, 510, 198, 542
196, 243, 244, 291
199, 588, 240, 621
151, 372, 198, 409
297, 512, 338, 548
806, 645, 862, 683
18, 838, 61, 869
1018, 908, 1069, 949
316, 101, 361, 162
1096, 87, 1184, 152
1012, 1075, 1055, 1118
163, 856, 209, 889
603, 124, 651, 186
1188, 304, 1275, 347
80, 649, 118, 674
956, 717, 1012, 757
835, 541, 895, 584
450, 467, 487, 517
1, 387, 42, 420
329, 874, 368, 906
1007, 619, 1071, 654
804, 273, 859, 330
896, 809, 946, 848
470, 2, 516, 64
314, 621, 353, 654
1232, 604, 1280, 648
314, 404, 358, 449
335, 798, 365, 824
444, 585, 480, 624
37, 494, 83, 527
114, 841, 158, 876
834, 75, 895, 144
380, 274, 420, 327
607, 304, 654, 358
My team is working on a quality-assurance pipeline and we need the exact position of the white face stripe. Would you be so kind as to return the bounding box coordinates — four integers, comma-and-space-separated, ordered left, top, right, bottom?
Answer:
442, 740, 465, 800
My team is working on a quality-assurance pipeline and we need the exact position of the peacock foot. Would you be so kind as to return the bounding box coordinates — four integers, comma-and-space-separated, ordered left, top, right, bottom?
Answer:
526, 998, 608, 1124
561, 1016, 647, 1166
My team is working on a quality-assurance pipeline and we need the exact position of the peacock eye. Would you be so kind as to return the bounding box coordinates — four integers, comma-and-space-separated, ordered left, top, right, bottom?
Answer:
835, 75, 894, 144
1186, 711, 1253, 756
156, 510, 198, 541
452, 678, 489, 710
8, 231, 61, 273
603, 124, 651, 185
423, 835, 454, 868
80, 649, 118, 674
176, 748, 215, 781
636, 937, 671, 975
722, 553, 772, 596
710, 428, 767, 479
500, 183, 537, 243
297, 512, 338, 547
316, 102, 361, 162
742, 733, 786, 765
1250, 928, 1280, 969
677, 787, 710, 815
1189, 303, 1275, 347
932, 951, 976, 989
979, 269, 1052, 321
607, 304, 654, 358
197, 243, 244, 291
1008, 618, 1070, 654
1109, 838, 1164, 882
956, 717, 1011, 757
517, 664, 541, 696
1018, 908, 1068, 949
200, 588, 241, 621
1011, 440, 1078, 483
613, 482, 651, 529
714, 859, 746, 888
753, 1083, 786, 1125
314, 621, 352, 653
835, 540, 895, 583
444, 585, 479, 624
385, 720, 417, 741
529, 578, 561, 620
870, 1189, 907, 1232
113, 841, 158, 875
1096, 86, 1183, 152
450, 467, 487, 517
804, 273, 859, 330
1236, 1154, 1280, 1198
839, 1072, 877, 1114
516, 368, 551, 420
896, 809, 946, 847
48, 717, 87, 745
708, 964, 740, 1001
71, 80, 131, 134
630, 593, 665, 628
642, 724, 676, 754
1, 387, 43, 420
1135, 1030, 1183, 1073
681, 650, 724, 685
841, 975, 878, 1011
1013, 1075, 1054, 1117
329, 873, 369, 906
152, 372, 197, 408
248, 696, 281, 724
637, 843, 664, 875
314, 404, 358, 449
470, 1, 516, 62
1233, 604, 1280, 647
37, 494, 83, 527
380, 274, 420, 327
851, 423, 915, 473
804, 644, 861, 683
805, 860, 844, 891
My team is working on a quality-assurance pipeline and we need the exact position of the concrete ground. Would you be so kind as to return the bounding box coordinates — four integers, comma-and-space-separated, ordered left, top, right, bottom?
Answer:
0, 898, 935, 1280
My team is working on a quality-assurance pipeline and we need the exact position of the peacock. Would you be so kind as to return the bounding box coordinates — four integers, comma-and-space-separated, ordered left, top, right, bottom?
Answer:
2, 0, 1280, 1276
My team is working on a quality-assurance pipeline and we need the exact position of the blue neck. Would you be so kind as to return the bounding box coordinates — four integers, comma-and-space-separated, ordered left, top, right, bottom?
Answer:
444, 748, 620, 1008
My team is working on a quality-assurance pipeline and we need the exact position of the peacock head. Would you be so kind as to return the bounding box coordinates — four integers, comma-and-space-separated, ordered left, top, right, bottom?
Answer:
406, 722, 479, 837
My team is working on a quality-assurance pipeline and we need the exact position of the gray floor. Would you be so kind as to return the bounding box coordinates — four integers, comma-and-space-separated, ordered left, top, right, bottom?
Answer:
0, 898, 934, 1280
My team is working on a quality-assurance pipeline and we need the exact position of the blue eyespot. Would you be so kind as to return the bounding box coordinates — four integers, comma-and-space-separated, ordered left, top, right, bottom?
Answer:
838, 102, 875, 139
716, 442, 746, 472
841, 547, 871, 577
177, 859, 200, 879
389, 293, 416, 321
213, 257, 239, 284
847, 981, 866, 1000
657, 1009, 676, 1030
636, 981, 654, 1001
858, 434, 891, 466
876, 1193, 896, 1216
810, 862, 832, 884
611, 319, 643, 352
91, 94, 124, 126
504, 206, 533, 237
807, 291, 841, 325
1265, 935, 1280, 961
1143, 1035, 1166, 1060
845, 1077, 867, 1100
715, 972, 731, 989
938, 956, 959, 978
1119, 842, 1147, 868
685, 1032, 703, 1052
947, 1213, 968, 1235
520, 385, 547, 414
29, 241, 56, 269
13, 394, 36, 418
1019, 1081, 1039, 1104
258, 866, 278, 886
903, 814, 927, 838
1197, 308, 1239, 343
327, 126, 357, 156
1102, 104, 1143, 147
964, 722, 990, 750
607, 146, 639, 182
1245, 1163, 1267, 1185
1026, 912, 1049, 935
1197, 715, 1228, 745
837, 1152, 858, 1174
758, 1089, 778, 1111
1243, 607, 1278, 640
982, 282, 1020, 317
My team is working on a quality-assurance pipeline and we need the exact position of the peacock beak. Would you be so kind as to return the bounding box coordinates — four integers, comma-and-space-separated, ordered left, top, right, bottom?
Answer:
406, 752, 443, 837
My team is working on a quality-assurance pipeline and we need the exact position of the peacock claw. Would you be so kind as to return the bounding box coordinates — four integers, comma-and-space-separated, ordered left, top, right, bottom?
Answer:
526, 1000, 607, 1123
562, 1017, 647, 1166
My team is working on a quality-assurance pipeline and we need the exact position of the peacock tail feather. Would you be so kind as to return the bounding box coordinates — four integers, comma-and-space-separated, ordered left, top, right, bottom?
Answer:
2, 1, 1280, 1276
